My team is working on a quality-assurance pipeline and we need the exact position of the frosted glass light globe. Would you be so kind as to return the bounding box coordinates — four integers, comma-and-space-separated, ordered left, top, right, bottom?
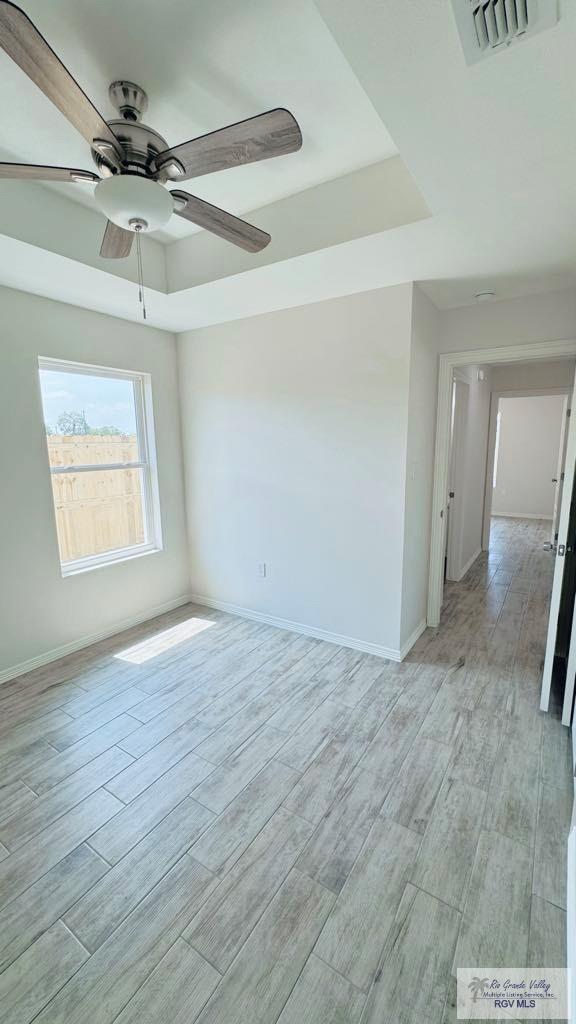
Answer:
94, 175, 173, 232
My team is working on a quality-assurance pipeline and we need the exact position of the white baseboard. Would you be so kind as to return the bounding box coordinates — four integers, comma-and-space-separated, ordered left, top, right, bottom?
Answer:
447, 547, 482, 583
492, 512, 553, 521
0, 595, 192, 686
456, 547, 482, 582
190, 593, 403, 661
399, 620, 427, 660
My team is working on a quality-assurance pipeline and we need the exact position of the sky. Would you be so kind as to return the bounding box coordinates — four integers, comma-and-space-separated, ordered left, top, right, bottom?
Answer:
39, 369, 137, 434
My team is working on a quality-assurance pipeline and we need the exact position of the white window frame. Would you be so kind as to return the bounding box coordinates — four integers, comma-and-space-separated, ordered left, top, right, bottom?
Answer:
38, 356, 163, 576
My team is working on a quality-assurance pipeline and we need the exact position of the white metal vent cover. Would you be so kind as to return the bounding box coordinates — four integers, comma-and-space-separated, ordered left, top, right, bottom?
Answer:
451, 0, 559, 64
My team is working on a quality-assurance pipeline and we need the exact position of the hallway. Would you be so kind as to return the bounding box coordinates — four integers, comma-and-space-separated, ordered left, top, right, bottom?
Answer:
409, 514, 572, 1020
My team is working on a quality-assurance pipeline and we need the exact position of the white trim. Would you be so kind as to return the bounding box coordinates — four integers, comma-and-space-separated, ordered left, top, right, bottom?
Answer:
482, 392, 499, 550
51, 462, 145, 475
451, 546, 482, 582
428, 339, 576, 627
190, 593, 404, 661
38, 355, 149, 381
38, 356, 164, 576
61, 542, 160, 577
446, 378, 469, 581
0, 594, 192, 686
399, 620, 427, 660
489, 386, 572, 398
490, 512, 553, 520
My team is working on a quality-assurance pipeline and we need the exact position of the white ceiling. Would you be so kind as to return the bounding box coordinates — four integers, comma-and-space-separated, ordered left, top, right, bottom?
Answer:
0, 0, 396, 240
0, 0, 575, 328
316, 0, 576, 309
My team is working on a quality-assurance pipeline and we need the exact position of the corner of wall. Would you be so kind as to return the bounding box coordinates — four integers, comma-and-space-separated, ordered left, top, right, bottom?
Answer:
399, 285, 441, 654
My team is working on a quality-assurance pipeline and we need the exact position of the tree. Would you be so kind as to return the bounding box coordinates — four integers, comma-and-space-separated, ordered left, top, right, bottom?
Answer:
56, 410, 90, 435
88, 425, 123, 436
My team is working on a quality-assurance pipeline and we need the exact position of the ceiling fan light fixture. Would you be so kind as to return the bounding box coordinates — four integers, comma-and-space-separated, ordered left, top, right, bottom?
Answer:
94, 174, 173, 232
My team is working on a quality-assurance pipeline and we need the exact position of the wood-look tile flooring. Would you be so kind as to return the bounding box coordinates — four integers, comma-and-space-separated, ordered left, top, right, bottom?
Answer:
0, 516, 572, 1023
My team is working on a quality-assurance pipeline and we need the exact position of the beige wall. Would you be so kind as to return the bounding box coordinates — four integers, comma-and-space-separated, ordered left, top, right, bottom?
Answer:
490, 358, 575, 392
493, 395, 566, 518
178, 284, 414, 656
0, 286, 189, 679
439, 289, 576, 353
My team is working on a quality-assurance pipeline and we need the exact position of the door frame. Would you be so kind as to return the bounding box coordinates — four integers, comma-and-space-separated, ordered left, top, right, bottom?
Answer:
446, 376, 470, 580
481, 387, 572, 551
428, 339, 576, 627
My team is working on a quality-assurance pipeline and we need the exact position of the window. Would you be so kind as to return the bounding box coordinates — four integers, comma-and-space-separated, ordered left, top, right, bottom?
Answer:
38, 358, 162, 575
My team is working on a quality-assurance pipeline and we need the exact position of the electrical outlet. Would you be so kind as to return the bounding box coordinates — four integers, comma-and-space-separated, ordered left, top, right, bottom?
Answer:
257, 562, 267, 578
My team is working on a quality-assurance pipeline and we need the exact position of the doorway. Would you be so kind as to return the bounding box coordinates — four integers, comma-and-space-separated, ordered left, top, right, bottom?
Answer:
429, 341, 576, 627
429, 342, 576, 729
482, 390, 570, 551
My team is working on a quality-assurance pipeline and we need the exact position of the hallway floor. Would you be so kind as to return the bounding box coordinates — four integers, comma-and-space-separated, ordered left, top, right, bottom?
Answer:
412, 514, 573, 1020
0, 517, 572, 1023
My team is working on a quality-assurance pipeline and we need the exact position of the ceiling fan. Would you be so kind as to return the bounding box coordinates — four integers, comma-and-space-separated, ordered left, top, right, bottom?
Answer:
0, 1, 302, 265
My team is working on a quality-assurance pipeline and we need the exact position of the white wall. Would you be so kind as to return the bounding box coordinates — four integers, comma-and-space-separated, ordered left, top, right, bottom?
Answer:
0, 286, 189, 678
440, 289, 576, 353
490, 358, 575, 392
400, 286, 440, 648
492, 395, 565, 518
457, 365, 492, 570
178, 284, 414, 656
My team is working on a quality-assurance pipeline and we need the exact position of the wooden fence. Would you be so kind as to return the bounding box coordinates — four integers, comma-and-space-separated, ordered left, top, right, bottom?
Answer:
46, 435, 145, 563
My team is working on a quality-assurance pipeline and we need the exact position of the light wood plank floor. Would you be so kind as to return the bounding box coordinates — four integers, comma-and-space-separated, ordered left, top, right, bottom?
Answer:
0, 516, 572, 1023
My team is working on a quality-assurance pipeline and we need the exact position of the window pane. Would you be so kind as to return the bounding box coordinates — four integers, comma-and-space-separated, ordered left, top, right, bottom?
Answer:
46, 433, 140, 469
39, 368, 139, 458
51, 467, 146, 564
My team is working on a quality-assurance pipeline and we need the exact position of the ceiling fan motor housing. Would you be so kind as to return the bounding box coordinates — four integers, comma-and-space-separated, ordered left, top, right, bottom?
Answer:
91, 82, 181, 180
92, 119, 170, 177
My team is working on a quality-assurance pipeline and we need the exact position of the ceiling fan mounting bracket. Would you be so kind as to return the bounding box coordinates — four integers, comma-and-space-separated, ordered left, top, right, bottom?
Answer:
109, 81, 148, 123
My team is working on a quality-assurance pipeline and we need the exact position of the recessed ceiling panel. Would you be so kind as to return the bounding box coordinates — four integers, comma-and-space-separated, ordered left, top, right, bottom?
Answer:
0, 0, 396, 239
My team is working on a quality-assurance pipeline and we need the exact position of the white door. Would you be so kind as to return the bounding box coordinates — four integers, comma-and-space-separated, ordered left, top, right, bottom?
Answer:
551, 396, 570, 545
446, 379, 469, 581
540, 381, 576, 713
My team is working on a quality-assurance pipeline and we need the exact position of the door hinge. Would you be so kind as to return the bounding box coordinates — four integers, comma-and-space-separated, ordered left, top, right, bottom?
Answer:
561, 471, 565, 481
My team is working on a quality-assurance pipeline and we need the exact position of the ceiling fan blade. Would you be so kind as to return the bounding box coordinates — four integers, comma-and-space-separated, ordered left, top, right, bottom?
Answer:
155, 108, 302, 181
172, 190, 271, 253
0, 161, 98, 182
100, 220, 133, 259
0, 1, 121, 154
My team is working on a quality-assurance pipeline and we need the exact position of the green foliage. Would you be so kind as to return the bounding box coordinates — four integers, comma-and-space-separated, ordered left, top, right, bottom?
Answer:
49, 410, 124, 436
56, 410, 90, 435
88, 425, 123, 436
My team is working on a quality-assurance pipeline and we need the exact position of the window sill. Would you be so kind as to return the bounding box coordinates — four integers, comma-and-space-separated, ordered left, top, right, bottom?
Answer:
61, 543, 162, 578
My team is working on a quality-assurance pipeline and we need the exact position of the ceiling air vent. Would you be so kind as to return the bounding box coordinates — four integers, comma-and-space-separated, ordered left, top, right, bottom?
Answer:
451, 0, 559, 64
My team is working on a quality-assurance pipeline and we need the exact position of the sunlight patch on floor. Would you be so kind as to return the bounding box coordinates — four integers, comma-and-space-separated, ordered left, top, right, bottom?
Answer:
114, 616, 215, 663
